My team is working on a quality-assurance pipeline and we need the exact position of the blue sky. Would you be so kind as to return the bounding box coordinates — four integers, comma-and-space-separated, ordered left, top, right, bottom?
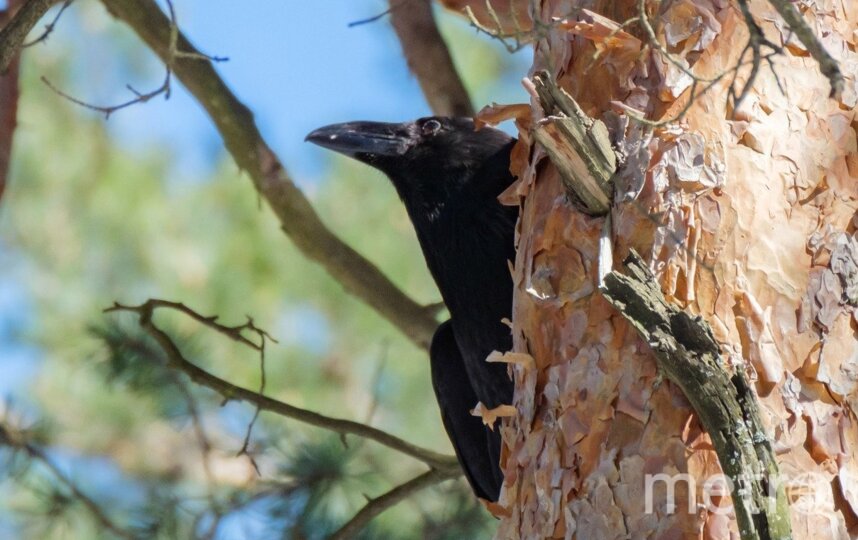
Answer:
97, 1, 529, 183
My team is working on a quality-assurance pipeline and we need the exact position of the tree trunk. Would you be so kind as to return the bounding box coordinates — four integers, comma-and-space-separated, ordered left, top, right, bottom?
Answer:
461, 0, 858, 538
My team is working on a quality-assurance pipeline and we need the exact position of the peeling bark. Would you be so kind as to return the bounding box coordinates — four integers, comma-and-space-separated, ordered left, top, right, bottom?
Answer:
453, 0, 858, 538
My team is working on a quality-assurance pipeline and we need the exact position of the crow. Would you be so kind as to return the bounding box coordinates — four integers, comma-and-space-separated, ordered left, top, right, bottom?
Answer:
306, 117, 516, 501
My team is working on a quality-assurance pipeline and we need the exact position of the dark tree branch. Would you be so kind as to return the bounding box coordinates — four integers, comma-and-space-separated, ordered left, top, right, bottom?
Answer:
105, 300, 461, 474
96, 0, 437, 350
0, 0, 25, 204
0, 0, 60, 73
0, 423, 140, 540
600, 251, 792, 540
389, 0, 474, 117
328, 468, 454, 540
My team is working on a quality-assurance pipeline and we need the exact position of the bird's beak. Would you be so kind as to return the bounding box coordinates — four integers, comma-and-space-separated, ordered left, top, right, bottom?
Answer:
305, 121, 412, 158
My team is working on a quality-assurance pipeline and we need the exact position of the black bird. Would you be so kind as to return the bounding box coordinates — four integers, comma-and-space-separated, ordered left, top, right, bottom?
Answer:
306, 117, 516, 501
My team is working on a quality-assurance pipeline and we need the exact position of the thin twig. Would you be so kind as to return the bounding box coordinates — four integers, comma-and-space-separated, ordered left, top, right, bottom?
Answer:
22, 0, 73, 47
730, 0, 784, 112
766, 0, 843, 99
632, 0, 785, 124
348, 0, 408, 28
40, 71, 171, 119
105, 299, 460, 474
98, 0, 438, 350
105, 299, 274, 351
40, 0, 226, 119
0, 423, 140, 540
617, 0, 783, 128
328, 468, 453, 540
105, 299, 272, 470
236, 320, 269, 474
464, 0, 562, 54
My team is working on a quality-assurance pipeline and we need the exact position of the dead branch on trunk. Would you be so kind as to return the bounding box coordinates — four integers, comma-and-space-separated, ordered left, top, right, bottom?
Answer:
600, 251, 792, 540
531, 71, 615, 215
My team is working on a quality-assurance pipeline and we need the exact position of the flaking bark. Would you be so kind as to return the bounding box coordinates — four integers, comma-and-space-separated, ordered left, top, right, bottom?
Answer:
601, 251, 792, 540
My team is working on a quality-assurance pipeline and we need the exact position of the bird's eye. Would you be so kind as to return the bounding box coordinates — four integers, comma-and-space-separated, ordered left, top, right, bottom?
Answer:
421, 119, 442, 136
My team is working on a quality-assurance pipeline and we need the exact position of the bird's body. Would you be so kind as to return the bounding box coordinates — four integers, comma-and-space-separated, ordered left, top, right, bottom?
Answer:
307, 117, 516, 501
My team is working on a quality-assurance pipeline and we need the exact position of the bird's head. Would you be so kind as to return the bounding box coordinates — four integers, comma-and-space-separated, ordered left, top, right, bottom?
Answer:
306, 117, 514, 213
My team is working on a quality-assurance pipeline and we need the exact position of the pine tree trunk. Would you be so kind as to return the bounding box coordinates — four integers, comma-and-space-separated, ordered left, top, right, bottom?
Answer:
458, 0, 858, 538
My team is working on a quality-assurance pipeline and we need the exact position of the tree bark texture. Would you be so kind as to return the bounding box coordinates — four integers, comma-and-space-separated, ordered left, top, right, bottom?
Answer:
445, 0, 858, 538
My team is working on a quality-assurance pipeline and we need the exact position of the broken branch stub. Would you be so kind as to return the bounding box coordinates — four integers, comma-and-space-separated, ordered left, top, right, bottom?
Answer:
531, 71, 615, 215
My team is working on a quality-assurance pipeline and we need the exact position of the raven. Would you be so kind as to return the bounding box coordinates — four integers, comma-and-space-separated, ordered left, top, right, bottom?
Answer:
306, 117, 516, 501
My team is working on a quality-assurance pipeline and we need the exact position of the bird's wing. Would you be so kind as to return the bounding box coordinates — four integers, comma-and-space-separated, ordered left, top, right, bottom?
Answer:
430, 320, 502, 501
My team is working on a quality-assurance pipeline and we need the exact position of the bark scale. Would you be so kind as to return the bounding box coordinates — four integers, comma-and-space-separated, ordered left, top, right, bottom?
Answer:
451, 0, 858, 538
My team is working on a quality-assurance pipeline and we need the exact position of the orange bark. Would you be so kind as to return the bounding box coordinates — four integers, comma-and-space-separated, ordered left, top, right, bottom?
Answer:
454, 0, 858, 537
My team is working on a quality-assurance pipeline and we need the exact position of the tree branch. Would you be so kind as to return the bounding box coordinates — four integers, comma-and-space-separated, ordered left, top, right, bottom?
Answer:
105, 300, 461, 475
22, 0, 72, 48
96, 0, 437, 350
389, 0, 474, 117
0, 0, 61, 72
0, 423, 140, 540
328, 468, 453, 540
766, 0, 843, 99
600, 251, 792, 540
0, 0, 25, 204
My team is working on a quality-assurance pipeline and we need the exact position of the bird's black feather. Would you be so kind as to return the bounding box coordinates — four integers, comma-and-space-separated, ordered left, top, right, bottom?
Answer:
430, 320, 501, 500
307, 117, 516, 501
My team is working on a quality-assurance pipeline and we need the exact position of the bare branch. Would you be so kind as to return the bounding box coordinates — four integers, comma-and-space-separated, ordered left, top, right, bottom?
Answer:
600, 251, 792, 540
348, 0, 407, 28
22, 0, 73, 48
105, 299, 273, 351
328, 468, 454, 540
0, 422, 140, 540
236, 318, 269, 474
97, 0, 437, 350
0, 0, 60, 73
766, 0, 843, 99
464, 0, 540, 53
730, 0, 784, 112
40, 0, 226, 119
626, 0, 781, 126
105, 299, 461, 474
389, 0, 474, 117
40, 71, 172, 119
